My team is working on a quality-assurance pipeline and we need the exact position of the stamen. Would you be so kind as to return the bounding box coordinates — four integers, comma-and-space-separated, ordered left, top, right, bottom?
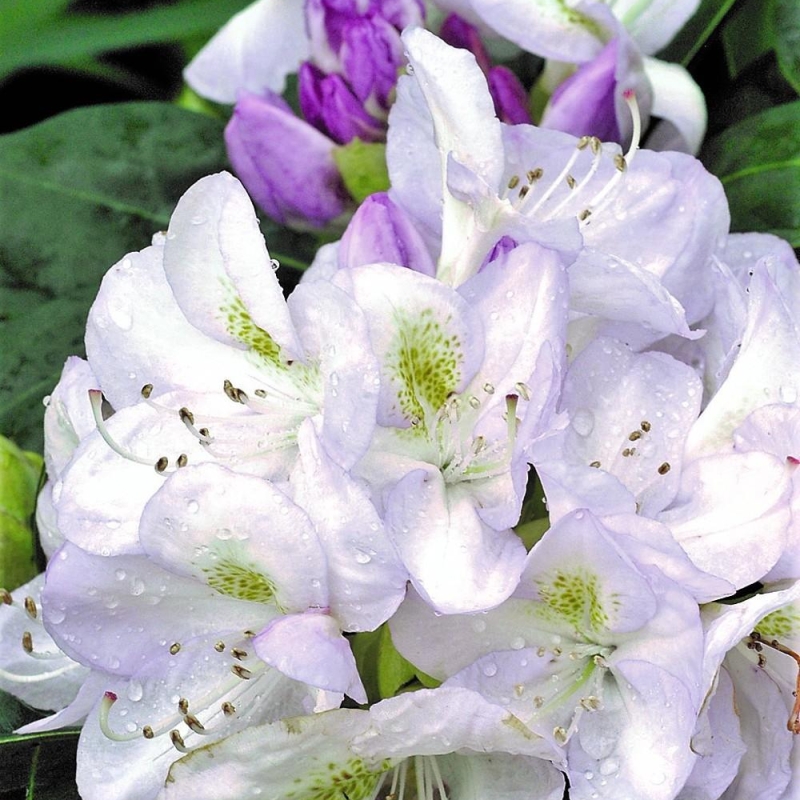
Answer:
169, 643, 181, 655
0, 662, 82, 683
184, 713, 207, 735
176, 454, 188, 468
657, 462, 671, 475
507, 175, 520, 189
178, 698, 189, 714
22, 631, 33, 653
170, 729, 189, 753
89, 390, 173, 471
214, 641, 226, 652
230, 648, 248, 661
231, 665, 252, 680
141, 384, 153, 399
221, 702, 236, 716
24, 596, 37, 619
514, 382, 531, 402
525, 144, 584, 215
749, 632, 800, 734
1, 589, 12, 605
622, 89, 641, 164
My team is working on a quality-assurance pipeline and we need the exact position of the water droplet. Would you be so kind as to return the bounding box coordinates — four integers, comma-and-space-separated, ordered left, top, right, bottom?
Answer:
599, 758, 619, 776
780, 385, 797, 403
130, 579, 145, 596
571, 408, 594, 437
108, 302, 132, 331
482, 663, 498, 677
354, 551, 372, 565
651, 773, 665, 785
510, 637, 525, 650
472, 618, 487, 633
109, 657, 121, 670
190, 214, 206, 225
187, 500, 199, 514
126, 681, 144, 702
584, 771, 594, 780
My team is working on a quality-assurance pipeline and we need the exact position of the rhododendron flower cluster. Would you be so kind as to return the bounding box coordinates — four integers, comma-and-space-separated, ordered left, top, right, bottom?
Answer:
1, 23, 799, 800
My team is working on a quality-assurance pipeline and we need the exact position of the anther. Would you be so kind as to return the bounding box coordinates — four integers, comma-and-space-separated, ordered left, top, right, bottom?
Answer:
577, 136, 590, 150
640, 420, 651, 432
231, 665, 252, 680
177, 454, 188, 468
24, 596, 37, 619
199, 428, 210, 439
628, 430, 642, 441
1, 589, 12, 605
622, 448, 631, 457
527, 168, 543, 183
169, 642, 181, 655
214, 641, 226, 652
507, 175, 520, 189
657, 462, 671, 475
613, 154, 627, 172
589, 461, 601, 468
22, 631, 33, 653
468, 396, 481, 409
578, 209, 592, 221
589, 137, 601, 155
243, 630, 256, 638
231, 648, 248, 661
483, 382, 495, 394
155, 457, 169, 473
141, 384, 153, 399
184, 713, 206, 734
533, 696, 544, 708
566, 175, 577, 190
142, 725, 155, 739
221, 702, 236, 716
254, 389, 267, 398
553, 726, 568, 744
518, 185, 530, 199
514, 382, 531, 402
178, 698, 189, 714
170, 729, 188, 753
179, 407, 195, 425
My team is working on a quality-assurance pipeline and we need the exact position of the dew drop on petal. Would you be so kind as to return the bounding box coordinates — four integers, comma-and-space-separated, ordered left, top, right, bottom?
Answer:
482, 663, 498, 677
126, 681, 144, 702
187, 500, 200, 514
571, 408, 594, 437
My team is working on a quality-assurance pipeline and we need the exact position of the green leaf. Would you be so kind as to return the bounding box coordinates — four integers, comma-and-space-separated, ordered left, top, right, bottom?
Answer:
722, 0, 777, 78
0, 727, 81, 799
350, 625, 418, 704
332, 139, 390, 203
0, 0, 252, 77
0, 436, 42, 590
0, 103, 315, 455
658, 0, 741, 66
703, 101, 800, 246
0, 102, 225, 452
774, 0, 800, 93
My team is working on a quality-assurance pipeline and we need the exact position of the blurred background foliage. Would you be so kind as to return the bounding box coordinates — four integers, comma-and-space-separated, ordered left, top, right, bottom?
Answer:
0, 0, 798, 796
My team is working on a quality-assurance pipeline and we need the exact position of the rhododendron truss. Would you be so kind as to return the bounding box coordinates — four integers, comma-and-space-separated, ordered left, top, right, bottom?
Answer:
1, 22, 800, 800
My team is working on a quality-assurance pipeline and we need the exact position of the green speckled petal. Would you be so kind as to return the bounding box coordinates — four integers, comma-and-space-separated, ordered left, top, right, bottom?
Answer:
162, 710, 392, 800
140, 463, 328, 615
523, 509, 658, 638
334, 263, 484, 431
163, 172, 303, 362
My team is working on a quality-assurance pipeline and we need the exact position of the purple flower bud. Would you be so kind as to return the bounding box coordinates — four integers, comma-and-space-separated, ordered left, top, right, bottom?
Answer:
488, 66, 531, 125
481, 235, 518, 270
225, 91, 350, 228
315, 72, 386, 143
339, 192, 435, 275
376, 0, 425, 31
340, 15, 403, 107
541, 39, 621, 143
439, 13, 491, 73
